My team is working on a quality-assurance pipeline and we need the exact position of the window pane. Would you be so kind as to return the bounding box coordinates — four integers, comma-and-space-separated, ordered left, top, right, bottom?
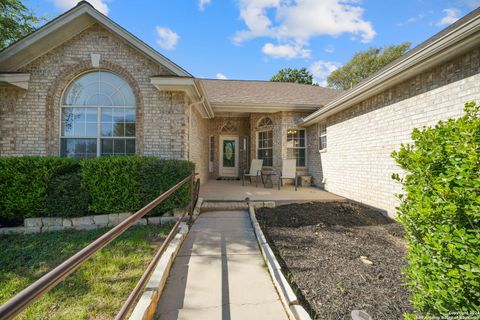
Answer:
125, 109, 136, 122
126, 139, 135, 154
113, 122, 125, 136
125, 123, 135, 137
102, 108, 114, 122
85, 123, 97, 136
101, 139, 113, 155
63, 71, 135, 107
114, 139, 126, 154
101, 122, 113, 136
61, 138, 97, 159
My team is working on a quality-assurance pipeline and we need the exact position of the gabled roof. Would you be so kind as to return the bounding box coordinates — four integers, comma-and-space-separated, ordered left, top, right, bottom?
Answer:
0, 1, 191, 77
201, 79, 341, 112
302, 6, 480, 126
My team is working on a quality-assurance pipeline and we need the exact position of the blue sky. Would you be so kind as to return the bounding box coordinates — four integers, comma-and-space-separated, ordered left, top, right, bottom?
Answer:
26, 0, 480, 84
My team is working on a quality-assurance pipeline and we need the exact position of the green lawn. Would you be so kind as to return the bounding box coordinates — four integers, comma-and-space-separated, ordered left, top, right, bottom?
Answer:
0, 224, 171, 320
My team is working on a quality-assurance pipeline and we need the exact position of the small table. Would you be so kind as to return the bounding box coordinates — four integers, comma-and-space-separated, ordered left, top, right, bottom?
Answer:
261, 172, 277, 188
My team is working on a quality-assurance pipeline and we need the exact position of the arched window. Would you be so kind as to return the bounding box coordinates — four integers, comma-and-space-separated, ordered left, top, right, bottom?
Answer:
60, 70, 136, 158
258, 117, 273, 127
257, 117, 273, 166
221, 121, 237, 133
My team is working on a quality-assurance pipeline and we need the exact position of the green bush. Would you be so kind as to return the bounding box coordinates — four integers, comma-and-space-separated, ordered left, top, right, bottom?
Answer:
45, 172, 89, 217
0, 156, 194, 224
139, 159, 195, 216
392, 102, 480, 317
0, 157, 79, 226
79, 156, 194, 214
80, 156, 146, 213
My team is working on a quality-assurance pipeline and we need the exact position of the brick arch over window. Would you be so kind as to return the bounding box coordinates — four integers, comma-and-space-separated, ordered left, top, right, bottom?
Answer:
45, 60, 144, 155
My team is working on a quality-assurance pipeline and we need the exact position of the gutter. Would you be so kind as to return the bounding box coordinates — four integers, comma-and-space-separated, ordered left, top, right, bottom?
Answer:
301, 10, 480, 126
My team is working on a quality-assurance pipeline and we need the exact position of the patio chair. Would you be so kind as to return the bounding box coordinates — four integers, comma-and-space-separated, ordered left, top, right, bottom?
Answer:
243, 159, 263, 187
278, 159, 298, 191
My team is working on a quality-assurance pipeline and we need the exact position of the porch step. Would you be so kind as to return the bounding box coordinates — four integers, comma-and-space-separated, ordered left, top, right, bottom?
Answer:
200, 201, 276, 212
200, 201, 248, 212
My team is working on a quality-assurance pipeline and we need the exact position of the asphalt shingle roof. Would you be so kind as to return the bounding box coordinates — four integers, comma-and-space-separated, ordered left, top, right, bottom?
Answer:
201, 79, 341, 106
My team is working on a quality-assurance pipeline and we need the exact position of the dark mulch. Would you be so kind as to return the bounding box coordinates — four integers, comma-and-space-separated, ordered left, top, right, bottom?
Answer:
256, 201, 414, 320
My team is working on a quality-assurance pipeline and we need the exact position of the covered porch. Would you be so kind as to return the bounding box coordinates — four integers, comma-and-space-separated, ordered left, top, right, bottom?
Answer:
199, 179, 345, 202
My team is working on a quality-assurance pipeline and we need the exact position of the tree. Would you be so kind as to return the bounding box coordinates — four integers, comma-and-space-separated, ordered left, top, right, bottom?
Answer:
270, 68, 316, 85
0, 0, 43, 49
327, 42, 411, 90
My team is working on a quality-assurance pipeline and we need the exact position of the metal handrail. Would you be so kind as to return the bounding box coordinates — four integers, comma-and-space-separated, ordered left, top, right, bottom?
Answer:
115, 177, 201, 319
0, 172, 198, 320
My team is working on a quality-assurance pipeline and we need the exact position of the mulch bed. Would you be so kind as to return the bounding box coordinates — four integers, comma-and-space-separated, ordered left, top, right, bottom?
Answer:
256, 201, 414, 320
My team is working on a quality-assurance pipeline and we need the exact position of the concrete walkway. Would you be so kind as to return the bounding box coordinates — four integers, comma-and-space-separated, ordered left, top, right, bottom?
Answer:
155, 211, 288, 320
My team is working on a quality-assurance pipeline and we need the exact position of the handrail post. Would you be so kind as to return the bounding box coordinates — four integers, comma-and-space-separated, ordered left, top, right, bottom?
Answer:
188, 170, 195, 226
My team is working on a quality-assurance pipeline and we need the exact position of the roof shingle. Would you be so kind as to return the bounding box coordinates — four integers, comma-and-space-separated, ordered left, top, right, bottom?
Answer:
201, 79, 341, 107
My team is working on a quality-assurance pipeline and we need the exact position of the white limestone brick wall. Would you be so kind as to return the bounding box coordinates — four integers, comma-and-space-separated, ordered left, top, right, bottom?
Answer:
311, 73, 480, 217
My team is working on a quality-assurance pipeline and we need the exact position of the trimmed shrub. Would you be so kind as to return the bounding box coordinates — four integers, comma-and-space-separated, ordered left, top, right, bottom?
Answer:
80, 156, 146, 213
392, 102, 480, 317
45, 172, 89, 217
79, 156, 194, 214
0, 157, 79, 226
0, 156, 194, 225
139, 159, 195, 216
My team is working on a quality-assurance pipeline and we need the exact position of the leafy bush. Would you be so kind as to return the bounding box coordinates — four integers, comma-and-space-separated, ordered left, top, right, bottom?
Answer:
139, 159, 195, 216
0, 157, 79, 226
0, 156, 194, 225
80, 156, 146, 213
392, 102, 480, 317
45, 172, 89, 217
80, 156, 194, 214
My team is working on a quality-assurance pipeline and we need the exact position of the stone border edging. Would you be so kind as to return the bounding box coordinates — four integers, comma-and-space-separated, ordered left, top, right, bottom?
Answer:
128, 198, 203, 320
0, 213, 183, 235
248, 203, 312, 320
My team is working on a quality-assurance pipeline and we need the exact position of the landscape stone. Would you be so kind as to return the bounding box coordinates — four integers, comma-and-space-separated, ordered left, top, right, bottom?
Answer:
24, 218, 42, 228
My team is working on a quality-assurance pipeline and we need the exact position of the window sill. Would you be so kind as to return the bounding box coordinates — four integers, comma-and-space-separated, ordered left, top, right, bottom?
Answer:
319, 149, 327, 153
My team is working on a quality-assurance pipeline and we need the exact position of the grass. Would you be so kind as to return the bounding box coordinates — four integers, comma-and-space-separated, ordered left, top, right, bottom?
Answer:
0, 224, 171, 320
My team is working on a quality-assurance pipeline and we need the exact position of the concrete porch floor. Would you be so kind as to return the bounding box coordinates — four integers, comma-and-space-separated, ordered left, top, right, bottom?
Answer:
199, 179, 345, 202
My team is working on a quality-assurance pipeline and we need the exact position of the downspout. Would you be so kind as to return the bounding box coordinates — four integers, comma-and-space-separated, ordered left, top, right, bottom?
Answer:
188, 98, 205, 161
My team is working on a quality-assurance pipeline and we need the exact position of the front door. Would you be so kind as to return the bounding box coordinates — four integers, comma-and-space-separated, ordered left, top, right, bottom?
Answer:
219, 136, 239, 177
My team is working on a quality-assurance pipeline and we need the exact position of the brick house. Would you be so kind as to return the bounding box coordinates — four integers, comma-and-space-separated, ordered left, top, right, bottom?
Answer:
1, 2, 479, 217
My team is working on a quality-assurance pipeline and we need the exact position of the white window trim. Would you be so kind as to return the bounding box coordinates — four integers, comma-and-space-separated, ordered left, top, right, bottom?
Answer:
58, 70, 137, 158
256, 129, 273, 168
59, 105, 136, 157
287, 128, 307, 168
318, 122, 327, 153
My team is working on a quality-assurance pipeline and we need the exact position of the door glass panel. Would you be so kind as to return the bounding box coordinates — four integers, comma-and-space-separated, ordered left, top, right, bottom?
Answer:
223, 140, 235, 167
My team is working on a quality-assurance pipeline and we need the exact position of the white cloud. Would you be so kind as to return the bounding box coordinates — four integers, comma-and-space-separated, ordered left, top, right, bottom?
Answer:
198, 0, 211, 11
233, 0, 376, 58
50, 0, 110, 15
397, 13, 424, 27
216, 73, 228, 79
437, 8, 461, 26
155, 27, 179, 50
262, 42, 311, 59
324, 44, 335, 53
309, 60, 342, 86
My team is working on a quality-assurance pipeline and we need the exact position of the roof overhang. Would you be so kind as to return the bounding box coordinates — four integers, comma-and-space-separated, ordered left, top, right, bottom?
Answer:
0, 73, 30, 90
211, 103, 319, 114
301, 10, 480, 126
150, 77, 214, 119
0, 2, 191, 77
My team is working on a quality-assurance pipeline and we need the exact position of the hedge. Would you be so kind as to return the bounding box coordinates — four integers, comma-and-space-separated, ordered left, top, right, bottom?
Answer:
0, 156, 195, 226
392, 102, 480, 318
0, 157, 79, 226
